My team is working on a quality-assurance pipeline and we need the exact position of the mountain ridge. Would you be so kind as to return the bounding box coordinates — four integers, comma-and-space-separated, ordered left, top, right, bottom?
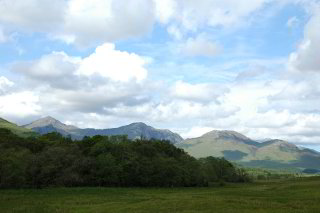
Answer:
2, 115, 320, 170
179, 130, 320, 170
23, 116, 183, 143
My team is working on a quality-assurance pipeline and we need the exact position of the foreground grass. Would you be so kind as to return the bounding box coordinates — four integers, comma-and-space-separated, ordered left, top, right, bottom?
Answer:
1, 177, 320, 213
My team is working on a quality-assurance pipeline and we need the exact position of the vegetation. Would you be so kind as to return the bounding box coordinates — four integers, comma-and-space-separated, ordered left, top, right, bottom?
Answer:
0, 118, 37, 138
0, 128, 250, 188
1, 177, 320, 213
2, 127, 319, 212
244, 167, 301, 180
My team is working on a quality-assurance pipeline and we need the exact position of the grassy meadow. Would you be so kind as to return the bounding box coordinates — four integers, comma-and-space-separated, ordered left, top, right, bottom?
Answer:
1, 177, 320, 213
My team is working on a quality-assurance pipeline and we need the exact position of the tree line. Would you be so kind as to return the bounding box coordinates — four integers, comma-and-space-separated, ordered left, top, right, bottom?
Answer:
0, 128, 251, 188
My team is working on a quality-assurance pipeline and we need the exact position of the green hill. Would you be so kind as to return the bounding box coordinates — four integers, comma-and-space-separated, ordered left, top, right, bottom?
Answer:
179, 130, 320, 170
0, 117, 37, 137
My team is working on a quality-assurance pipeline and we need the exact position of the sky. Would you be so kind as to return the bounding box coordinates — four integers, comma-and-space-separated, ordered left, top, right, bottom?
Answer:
0, 0, 320, 150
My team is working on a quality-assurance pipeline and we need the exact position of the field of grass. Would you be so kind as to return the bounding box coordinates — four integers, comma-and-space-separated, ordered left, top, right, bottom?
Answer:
1, 177, 320, 213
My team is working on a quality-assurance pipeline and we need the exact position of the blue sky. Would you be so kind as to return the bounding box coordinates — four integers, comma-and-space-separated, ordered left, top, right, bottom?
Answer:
1, 0, 320, 150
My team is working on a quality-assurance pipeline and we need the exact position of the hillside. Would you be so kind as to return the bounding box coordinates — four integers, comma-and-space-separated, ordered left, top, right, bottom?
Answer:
0, 117, 37, 137
179, 130, 320, 170
23, 117, 183, 143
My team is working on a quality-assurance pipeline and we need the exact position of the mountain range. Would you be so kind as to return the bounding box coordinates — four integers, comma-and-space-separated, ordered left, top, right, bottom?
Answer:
22, 116, 184, 144
1, 116, 320, 171
179, 130, 320, 170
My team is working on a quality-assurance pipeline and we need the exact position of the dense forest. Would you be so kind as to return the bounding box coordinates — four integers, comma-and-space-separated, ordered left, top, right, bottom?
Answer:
0, 128, 251, 188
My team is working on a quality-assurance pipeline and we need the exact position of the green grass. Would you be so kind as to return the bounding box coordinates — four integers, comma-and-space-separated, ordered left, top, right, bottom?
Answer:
1, 177, 320, 213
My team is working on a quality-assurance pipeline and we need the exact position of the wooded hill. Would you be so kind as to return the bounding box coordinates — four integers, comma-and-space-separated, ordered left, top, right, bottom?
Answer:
0, 128, 250, 188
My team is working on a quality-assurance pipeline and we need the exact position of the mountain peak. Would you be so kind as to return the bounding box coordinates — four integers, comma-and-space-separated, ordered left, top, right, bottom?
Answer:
129, 122, 148, 127
25, 116, 61, 126
41, 116, 60, 123
187, 129, 260, 147
43, 115, 56, 120
121, 122, 183, 143
23, 116, 78, 130
202, 130, 252, 141
260, 139, 298, 150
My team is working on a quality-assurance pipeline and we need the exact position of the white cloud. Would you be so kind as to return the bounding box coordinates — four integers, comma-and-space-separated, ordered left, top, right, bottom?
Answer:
62, 0, 155, 47
76, 43, 148, 82
0, 76, 14, 95
261, 73, 320, 115
2, 0, 320, 149
289, 5, 320, 72
170, 80, 226, 103
180, 126, 214, 139
0, 0, 66, 31
245, 110, 297, 128
5, 58, 320, 147
167, 25, 182, 40
180, 34, 221, 57
246, 113, 320, 146
211, 77, 320, 146
143, 99, 239, 127
14, 43, 148, 84
10, 43, 150, 115
0, 0, 277, 46
0, 27, 7, 43
154, 0, 272, 31
0, 0, 155, 47
15, 52, 80, 79
287, 16, 299, 28
153, 77, 320, 143
153, 0, 176, 24
0, 91, 41, 118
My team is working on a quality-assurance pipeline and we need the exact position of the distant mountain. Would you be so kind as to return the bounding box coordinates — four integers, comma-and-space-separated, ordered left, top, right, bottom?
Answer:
77, 122, 183, 143
0, 117, 37, 137
23, 116, 78, 131
180, 130, 259, 160
179, 130, 320, 170
15, 116, 320, 170
23, 117, 183, 144
23, 116, 79, 136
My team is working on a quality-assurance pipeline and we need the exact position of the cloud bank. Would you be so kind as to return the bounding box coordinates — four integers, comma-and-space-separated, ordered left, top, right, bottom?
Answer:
0, 0, 320, 150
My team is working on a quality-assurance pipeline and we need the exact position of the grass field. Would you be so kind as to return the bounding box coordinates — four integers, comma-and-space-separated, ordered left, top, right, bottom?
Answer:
1, 177, 320, 213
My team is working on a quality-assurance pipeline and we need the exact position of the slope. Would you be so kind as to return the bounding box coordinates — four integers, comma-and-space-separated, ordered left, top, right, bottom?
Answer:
179, 130, 320, 170
0, 117, 37, 137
